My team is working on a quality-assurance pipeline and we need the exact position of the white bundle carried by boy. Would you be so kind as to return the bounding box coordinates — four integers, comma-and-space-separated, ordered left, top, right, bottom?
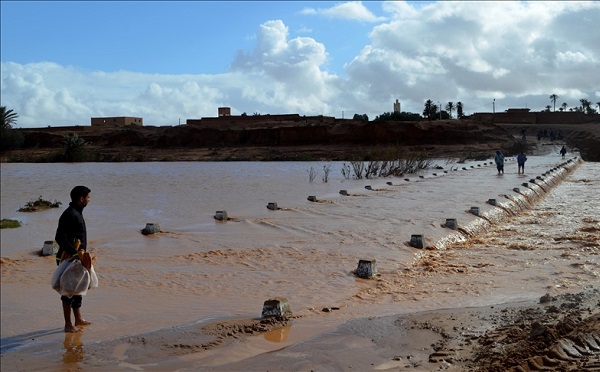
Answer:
52, 250, 98, 296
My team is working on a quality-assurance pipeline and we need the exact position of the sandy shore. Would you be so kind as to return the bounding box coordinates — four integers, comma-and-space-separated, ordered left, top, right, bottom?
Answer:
206, 291, 600, 371
2, 282, 598, 371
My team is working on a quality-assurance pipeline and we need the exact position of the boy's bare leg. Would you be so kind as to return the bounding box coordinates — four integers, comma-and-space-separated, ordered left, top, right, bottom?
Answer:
63, 303, 81, 333
73, 307, 92, 326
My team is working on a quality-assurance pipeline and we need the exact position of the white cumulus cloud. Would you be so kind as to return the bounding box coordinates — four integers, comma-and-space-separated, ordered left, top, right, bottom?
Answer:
301, 1, 386, 22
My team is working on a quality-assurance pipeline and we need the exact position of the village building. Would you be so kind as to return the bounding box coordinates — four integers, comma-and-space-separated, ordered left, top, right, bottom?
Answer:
91, 117, 143, 127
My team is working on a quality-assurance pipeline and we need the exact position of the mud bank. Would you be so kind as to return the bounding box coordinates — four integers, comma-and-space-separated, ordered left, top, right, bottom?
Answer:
217, 290, 600, 372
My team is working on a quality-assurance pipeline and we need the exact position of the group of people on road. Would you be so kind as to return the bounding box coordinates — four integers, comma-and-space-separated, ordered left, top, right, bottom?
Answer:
536, 128, 564, 141
494, 146, 567, 175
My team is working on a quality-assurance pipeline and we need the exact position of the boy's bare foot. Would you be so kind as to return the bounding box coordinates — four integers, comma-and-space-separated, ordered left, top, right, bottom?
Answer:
65, 325, 82, 333
75, 319, 92, 326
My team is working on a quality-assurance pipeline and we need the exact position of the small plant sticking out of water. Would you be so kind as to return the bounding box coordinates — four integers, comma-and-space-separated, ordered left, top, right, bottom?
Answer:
0, 219, 21, 229
308, 166, 318, 182
18, 196, 62, 212
343, 153, 433, 180
341, 163, 352, 180
322, 164, 332, 183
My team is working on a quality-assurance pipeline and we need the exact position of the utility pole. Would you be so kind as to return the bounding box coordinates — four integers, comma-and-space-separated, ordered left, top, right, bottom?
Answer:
493, 99, 495, 114
438, 101, 441, 120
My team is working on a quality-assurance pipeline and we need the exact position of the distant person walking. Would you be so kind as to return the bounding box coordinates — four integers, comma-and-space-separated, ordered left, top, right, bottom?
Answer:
560, 146, 567, 159
517, 152, 527, 174
55, 185, 93, 333
494, 150, 505, 175
520, 128, 527, 141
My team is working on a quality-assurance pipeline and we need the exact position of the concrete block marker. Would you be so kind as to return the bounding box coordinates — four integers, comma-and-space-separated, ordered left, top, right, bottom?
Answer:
487, 199, 497, 206
513, 187, 520, 193
386, 181, 393, 186
530, 179, 536, 183
432, 173, 437, 176
404, 178, 410, 182
444, 171, 448, 173
410, 234, 426, 248
462, 167, 467, 170
214, 211, 228, 221
307, 195, 317, 202
419, 175, 425, 179
267, 202, 278, 210
365, 185, 373, 190
339, 190, 348, 196
262, 297, 291, 318
522, 183, 529, 187
469, 206, 480, 216
142, 222, 161, 234
445, 218, 458, 230
41, 240, 58, 256
355, 259, 377, 279
536, 176, 543, 180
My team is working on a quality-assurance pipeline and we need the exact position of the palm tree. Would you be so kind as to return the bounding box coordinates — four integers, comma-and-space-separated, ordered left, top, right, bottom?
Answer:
580, 99, 592, 114
445, 101, 455, 119
423, 99, 434, 119
549, 94, 558, 112
62, 133, 87, 162
1, 106, 24, 150
456, 102, 464, 118
1, 106, 19, 130
561, 102, 568, 112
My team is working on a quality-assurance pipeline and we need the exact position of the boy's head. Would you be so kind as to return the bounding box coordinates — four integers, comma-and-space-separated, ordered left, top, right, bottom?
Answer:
70, 185, 91, 206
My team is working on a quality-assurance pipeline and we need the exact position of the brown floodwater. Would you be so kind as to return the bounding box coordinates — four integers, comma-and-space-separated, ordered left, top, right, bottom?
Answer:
1, 151, 598, 366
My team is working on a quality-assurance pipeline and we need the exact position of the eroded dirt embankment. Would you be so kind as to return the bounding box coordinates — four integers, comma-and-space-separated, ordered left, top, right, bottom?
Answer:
2, 119, 517, 162
3, 119, 598, 162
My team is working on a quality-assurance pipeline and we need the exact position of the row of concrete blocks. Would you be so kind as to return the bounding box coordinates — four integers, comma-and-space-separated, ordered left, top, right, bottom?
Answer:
409, 158, 576, 249
356, 157, 579, 278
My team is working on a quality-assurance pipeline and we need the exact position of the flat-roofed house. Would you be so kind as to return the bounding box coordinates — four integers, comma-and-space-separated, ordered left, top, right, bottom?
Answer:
91, 117, 143, 127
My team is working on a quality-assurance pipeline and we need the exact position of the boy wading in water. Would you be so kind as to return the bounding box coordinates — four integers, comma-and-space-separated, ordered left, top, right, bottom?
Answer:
55, 186, 92, 333
517, 152, 527, 174
494, 150, 505, 175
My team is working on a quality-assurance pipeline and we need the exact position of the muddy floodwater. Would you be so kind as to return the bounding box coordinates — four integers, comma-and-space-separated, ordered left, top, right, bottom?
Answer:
1, 151, 598, 369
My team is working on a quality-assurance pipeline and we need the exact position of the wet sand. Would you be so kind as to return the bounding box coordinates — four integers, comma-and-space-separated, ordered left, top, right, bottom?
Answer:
1, 146, 599, 371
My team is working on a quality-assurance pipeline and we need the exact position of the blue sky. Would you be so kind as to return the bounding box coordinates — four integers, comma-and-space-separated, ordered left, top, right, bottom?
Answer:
1, 1, 599, 127
2, 1, 379, 75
